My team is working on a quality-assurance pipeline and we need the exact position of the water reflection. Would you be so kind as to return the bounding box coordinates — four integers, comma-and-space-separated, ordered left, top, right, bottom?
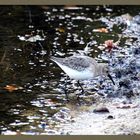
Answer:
0, 5, 140, 135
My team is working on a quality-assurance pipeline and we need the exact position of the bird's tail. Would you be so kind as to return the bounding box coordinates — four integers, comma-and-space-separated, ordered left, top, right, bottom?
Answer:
50, 56, 57, 62
50, 56, 64, 64
50, 56, 65, 65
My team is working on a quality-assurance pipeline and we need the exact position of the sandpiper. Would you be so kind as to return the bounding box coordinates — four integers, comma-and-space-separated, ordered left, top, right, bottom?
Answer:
51, 55, 115, 97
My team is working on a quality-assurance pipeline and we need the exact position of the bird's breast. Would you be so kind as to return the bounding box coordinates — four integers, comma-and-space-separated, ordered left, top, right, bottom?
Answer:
57, 63, 94, 80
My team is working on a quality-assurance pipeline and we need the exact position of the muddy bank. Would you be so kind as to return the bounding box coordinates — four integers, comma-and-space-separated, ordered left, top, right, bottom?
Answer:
0, 5, 140, 135
59, 96, 140, 135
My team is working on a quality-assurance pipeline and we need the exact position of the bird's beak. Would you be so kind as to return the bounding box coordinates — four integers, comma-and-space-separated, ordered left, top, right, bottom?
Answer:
107, 74, 115, 85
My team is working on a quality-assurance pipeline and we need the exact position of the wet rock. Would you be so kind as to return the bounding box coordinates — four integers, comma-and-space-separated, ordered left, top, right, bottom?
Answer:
123, 67, 133, 75
114, 69, 122, 78
136, 60, 140, 70
93, 107, 110, 113
107, 115, 114, 119
119, 79, 131, 89
117, 58, 125, 65
133, 15, 140, 24
97, 92, 106, 97
137, 72, 140, 79
41, 123, 46, 130
133, 47, 140, 55
71, 119, 75, 123
123, 90, 134, 98
99, 39, 140, 98
129, 59, 136, 71
130, 76, 138, 81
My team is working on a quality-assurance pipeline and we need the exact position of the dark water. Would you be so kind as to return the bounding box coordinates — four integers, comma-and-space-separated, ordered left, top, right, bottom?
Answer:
0, 5, 140, 135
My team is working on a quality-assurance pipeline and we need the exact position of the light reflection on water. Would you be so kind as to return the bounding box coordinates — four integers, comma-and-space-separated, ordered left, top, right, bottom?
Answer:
0, 5, 140, 135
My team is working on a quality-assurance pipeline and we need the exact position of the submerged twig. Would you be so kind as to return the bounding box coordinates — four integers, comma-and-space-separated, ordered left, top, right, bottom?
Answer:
0, 50, 7, 64
0, 50, 10, 72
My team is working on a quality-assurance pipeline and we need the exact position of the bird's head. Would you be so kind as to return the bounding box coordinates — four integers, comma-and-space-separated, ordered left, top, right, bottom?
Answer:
100, 63, 115, 85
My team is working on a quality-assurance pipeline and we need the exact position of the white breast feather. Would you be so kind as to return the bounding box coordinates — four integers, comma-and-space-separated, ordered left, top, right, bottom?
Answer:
56, 62, 93, 80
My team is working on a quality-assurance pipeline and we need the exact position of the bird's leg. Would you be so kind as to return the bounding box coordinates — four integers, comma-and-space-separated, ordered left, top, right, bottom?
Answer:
64, 76, 69, 101
76, 80, 84, 99
77, 80, 84, 93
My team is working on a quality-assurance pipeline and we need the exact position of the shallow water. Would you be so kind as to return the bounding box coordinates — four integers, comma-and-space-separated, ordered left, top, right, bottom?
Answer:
0, 5, 140, 135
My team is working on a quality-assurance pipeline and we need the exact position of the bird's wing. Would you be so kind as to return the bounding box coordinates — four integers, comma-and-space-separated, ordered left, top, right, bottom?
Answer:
51, 56, 93, 71
62, 56, 90, 71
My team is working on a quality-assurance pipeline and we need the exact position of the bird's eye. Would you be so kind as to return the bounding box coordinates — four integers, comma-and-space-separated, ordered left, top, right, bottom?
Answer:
106, 69, 109, 73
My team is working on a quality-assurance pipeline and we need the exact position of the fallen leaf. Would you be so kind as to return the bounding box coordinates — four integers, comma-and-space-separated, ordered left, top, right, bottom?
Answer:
99, 28, 108, 33
56, 28, 65, 33
104, 40, 114, 52
4, 85, 23, 92
93, 28, 108, 33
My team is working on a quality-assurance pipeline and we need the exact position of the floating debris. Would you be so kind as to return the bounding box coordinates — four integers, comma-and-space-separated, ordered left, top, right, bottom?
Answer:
18, 35, 45, 42
3, 85, 23, 92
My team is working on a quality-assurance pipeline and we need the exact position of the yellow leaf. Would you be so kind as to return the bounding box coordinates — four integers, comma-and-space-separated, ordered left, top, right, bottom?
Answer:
4, 85, 23, 92
93, 28, 108, 33
98, 28, 108, 33
56, 28, 65, 33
